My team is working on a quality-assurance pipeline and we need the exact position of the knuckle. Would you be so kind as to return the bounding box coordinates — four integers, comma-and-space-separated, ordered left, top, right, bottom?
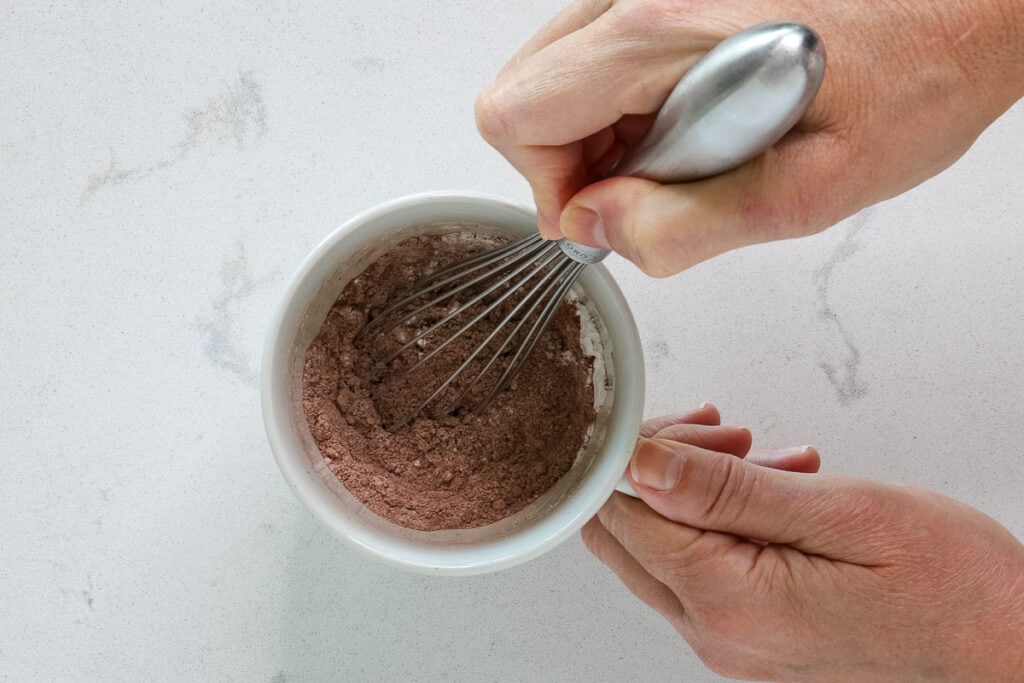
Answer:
473, 84, 516, 145
608, 2, 736, 114
695, 454, 754, 528
613, 0, 707, 35
611, 0, 741, 57
612, 0, 674, 33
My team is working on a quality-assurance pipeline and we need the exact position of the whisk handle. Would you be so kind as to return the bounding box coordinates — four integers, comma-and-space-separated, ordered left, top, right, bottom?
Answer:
616, 21, 825, 181
559, 20, 825, 264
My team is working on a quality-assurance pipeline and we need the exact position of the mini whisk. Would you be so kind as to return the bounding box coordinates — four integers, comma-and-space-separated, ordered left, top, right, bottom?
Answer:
358, 21, 826, 430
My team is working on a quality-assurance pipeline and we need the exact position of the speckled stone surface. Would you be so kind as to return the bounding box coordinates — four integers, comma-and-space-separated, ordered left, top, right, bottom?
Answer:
2, 2, 1022, 680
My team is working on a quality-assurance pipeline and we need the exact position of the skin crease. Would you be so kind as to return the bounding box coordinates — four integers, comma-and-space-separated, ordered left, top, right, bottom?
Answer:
474, 0, 1024, 276
474, 2, 1024, 678
581, 406, 1024, 681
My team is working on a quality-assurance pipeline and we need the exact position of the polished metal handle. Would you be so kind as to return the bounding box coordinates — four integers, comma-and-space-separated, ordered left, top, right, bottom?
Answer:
558, 20, 826, 264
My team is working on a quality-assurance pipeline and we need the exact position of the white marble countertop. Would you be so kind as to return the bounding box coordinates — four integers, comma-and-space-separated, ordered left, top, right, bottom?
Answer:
3, 2, 1022, 680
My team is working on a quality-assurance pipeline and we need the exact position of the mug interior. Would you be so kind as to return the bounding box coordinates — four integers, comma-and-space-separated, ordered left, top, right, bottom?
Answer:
262, 193, 644, 574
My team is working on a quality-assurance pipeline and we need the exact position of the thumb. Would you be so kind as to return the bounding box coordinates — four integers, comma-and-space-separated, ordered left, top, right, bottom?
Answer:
559, 133, 857, 277
628, 438, 891, 563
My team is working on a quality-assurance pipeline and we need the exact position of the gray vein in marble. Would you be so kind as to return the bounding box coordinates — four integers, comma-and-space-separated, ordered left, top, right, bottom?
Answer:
645, 339, 672, 374
196, 242, 273, 387
647, 339, 671, 357
55, 566, 94, 612
197, 243, 264, 386
814, 210, 871, 405
351, 56, 386, 75
81, 72, 266, 203
81, 572, 94, 611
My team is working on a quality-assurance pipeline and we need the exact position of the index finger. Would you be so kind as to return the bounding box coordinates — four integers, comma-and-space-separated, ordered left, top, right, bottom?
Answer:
477, 10, 713, 148
475, 8, 722, 234
640, 403, 721, 436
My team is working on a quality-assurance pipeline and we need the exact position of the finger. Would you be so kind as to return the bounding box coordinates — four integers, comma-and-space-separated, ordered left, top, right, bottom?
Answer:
514, 143, 589, 238
745, 446, 821, 473
475, 10, 722, 235
627, 438, 889, 562
580, 517, 688, 628
582, 126, 617, 168
587, 114, 658, 179
640, 403, 720, 437
652, 424, 752, 458
468, 137, 586, 237
478, 10, 720, 148
560, 132, 861, 277
498, 115, 657, 238
497, 0, 613, 78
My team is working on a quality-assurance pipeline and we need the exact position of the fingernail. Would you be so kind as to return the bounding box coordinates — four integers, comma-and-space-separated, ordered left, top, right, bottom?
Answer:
630, 440, 682, 492
561, 205, 609, 249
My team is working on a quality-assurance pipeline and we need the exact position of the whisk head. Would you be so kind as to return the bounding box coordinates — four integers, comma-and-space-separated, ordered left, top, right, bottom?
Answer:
355, 233, 586, 431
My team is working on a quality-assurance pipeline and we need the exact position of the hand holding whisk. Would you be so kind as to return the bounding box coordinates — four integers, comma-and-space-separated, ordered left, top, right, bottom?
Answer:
357, 21, 826, 430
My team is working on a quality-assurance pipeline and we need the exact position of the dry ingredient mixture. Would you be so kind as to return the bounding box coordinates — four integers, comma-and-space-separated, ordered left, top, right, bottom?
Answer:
302, 230, 596, 531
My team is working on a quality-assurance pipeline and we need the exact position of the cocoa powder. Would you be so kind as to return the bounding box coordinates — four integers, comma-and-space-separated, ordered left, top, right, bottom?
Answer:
301, 230, 596, 531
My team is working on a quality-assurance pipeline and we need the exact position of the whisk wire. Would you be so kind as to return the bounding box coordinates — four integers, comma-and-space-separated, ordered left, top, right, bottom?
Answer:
474, 261, 586, 412
438, 256, 579, 418
386, 267, 560, 430
378, 240, 570, 430
361, 233, 592, 430
358, 234, 544, 343
413, 233, 543, 287
371, 241, 562, 379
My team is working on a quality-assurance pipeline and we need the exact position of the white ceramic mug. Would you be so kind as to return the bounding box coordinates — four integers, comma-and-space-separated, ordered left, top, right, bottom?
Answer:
261, 191, 643, 575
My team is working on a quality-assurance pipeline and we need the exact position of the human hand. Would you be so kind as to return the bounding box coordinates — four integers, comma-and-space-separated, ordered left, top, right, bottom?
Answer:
582, 405, 1024, 681
476, 0, 1024, 276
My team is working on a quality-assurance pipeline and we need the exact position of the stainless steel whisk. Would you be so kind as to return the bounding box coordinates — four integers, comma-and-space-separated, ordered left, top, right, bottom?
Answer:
359, 21, 826, 430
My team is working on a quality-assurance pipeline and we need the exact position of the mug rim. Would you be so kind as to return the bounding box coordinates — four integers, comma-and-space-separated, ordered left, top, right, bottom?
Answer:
261, 190, 644, 574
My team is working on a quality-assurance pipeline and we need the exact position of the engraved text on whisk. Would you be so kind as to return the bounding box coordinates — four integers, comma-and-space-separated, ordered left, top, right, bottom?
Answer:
557, 240, 610, 265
